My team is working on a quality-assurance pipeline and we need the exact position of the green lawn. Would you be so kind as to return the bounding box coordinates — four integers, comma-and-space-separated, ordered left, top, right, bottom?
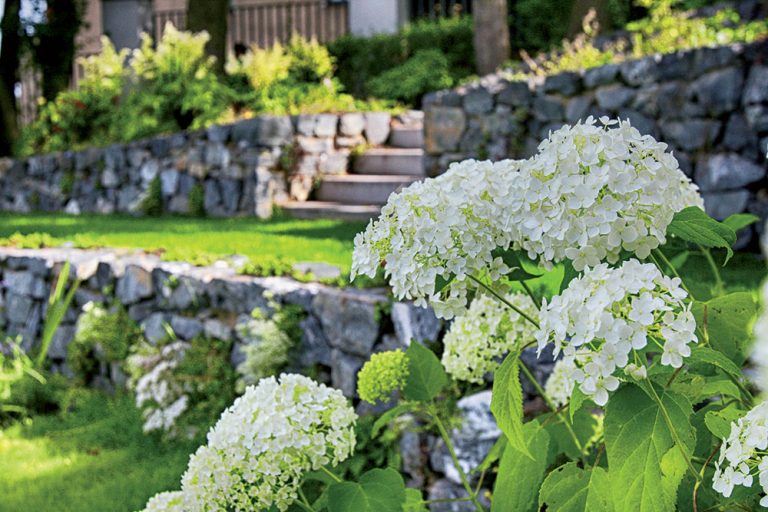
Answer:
0, 392, 196, 512
0, 212, 366, 273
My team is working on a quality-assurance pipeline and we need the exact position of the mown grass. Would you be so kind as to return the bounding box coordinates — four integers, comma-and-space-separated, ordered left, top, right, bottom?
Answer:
0, 391, 197, 512
0, 212, 366, 274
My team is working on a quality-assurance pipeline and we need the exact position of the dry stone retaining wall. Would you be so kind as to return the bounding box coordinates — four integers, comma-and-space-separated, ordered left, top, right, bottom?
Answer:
0, 112, 393, 217
423, 40, 768, 244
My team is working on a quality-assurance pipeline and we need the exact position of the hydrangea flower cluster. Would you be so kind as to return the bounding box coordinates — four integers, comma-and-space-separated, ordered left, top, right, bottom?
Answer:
141, 491, 185, 512
180, 374, 357, 511
752, 282, 768, 392
351, 158, 523, 318
712, 401, 768, 506
441, 292, 538, 383
506, 118, 702, 270
536, 259, 696, 406
544, 358, 577, 409
352, 118, 701, 317
357, 350, 409, 404
128, 341, 190, 434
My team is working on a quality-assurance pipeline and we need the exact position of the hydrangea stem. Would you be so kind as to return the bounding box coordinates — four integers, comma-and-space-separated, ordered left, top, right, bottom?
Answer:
651, 249, 694, 300
697, 245, 725, 296
519, 360, 585, 457
468, 275, 540, 328
644, 381, 701, 482
427, 403, 487, 512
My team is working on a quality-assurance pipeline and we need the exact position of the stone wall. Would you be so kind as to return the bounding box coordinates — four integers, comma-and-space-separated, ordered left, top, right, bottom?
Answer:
424, 40, 768, 242
0, 112, 392, 217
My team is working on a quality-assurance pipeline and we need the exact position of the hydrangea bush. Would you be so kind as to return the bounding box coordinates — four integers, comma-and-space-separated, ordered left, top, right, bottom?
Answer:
140, 118, 767, 511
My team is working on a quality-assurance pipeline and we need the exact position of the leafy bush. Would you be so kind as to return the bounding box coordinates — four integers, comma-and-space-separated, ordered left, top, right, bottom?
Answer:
67, 302, 144, 386
19, 37, 129, 155
367, 50, 454, 106
329, 16, 474, 100
121, 24, 227, 141
286, 34, 334, 83
140, 176, 163, 216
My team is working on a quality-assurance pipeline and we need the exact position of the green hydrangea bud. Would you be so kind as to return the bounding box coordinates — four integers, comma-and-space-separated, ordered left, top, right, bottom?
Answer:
356, 350, 409, 404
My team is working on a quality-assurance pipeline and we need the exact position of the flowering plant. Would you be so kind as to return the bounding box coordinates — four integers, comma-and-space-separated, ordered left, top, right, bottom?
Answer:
139, 118, 766, 511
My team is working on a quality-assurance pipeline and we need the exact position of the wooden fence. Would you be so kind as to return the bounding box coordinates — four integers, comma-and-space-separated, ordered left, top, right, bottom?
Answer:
154, 0, 349, 49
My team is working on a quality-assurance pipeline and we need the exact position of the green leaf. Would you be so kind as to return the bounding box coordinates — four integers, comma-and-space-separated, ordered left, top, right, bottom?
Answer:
666, 207, 736, 263
569, 386, 588, 422
403, 342, 448, 402
692, 292, 759, 365
434, 273, 455, 294
698, 379, 741, 401
539, 462, 614, 512
668, 250, 690, 269
491, 422, 551, 512
492, 247, 544, 281
371, 402, 417, 438
559, 260, 580, 294
491, 352, 530, 459
403, 488, 427, 512
687, 346, 743, 380
722, 213, 759, 233
327, 468, 406, 512
472, 434, 507, 474
544, 409, 598, 461
604, 384, 695, 512
704, 407, 744, 440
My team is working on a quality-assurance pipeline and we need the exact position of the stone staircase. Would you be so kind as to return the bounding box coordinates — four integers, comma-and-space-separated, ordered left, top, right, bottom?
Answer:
283, 112, 425, 221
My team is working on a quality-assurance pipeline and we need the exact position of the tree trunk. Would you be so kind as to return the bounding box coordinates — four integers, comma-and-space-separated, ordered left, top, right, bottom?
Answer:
187, 0, 229, 75
0, 0, 21, 156
34, 0, 84, 100
473, 0, 510, 76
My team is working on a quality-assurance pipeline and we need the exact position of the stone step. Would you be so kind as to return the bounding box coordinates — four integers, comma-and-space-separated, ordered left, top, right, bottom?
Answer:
353, 148, 426, 176
316, 174, 422, 205
281, 201, 382, 222
389, 124, 424, 149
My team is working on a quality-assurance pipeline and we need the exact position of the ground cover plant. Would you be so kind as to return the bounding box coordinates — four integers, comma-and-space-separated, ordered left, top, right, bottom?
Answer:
0, 212, 364, 275
126, 118, 768, 512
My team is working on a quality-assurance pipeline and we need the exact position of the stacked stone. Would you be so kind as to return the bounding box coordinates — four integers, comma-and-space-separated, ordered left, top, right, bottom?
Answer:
424, 40, 768, 246
0, 113, 391, 218
0, 246, 441, 397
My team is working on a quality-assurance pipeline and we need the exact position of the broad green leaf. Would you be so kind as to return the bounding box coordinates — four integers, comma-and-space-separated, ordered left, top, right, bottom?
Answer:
403, 342, 448, 402
491, 422, 550, 512
472, 434, 507, 474
491, 352, 530, 459
538, 462, 614, 512
722, 213, 760, 233
492, 247, 544, 281
666, 207, 736, 263
559, 260, 579, 294
704, 407, 744, 440
327, 468, 406, 512
668, 250, 690, 269
371, 402, 417, 437
544, 408, 598, 461
687, 346, 743, 380
403, 488, 427, 512
604, 384, 695, 512
434, 273, 455, 294
698, 379, 741, 401
692, 292, 759, 364
569, 386, 588, 422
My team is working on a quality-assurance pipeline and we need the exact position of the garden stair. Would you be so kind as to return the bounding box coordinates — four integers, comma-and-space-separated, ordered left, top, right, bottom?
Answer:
283, 113, 425, 221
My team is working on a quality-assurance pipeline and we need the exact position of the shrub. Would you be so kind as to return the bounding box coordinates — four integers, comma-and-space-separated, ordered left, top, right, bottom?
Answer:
121, 24, 227, 141
140, 176, 163, 216
187, 184, 206, 217
367, 49, 454, 105
67, 302, 144, 386
285, 34, 334, 83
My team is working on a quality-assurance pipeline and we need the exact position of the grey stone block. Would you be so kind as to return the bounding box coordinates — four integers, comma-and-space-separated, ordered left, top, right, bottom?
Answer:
695, 153, 766, 192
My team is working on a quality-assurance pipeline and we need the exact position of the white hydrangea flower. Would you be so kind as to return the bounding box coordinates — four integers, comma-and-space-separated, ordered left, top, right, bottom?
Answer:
545, 358, 578, 408
141, 491, 185, 512
505, 117, 702, 270
442, 292, 538, 383
181, 373, 357, 512
712, 401, 768, 505
536, 259, 696, 406
128, 341, 190, 434
752, 282, 768, 392
351, 158, 524, 318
